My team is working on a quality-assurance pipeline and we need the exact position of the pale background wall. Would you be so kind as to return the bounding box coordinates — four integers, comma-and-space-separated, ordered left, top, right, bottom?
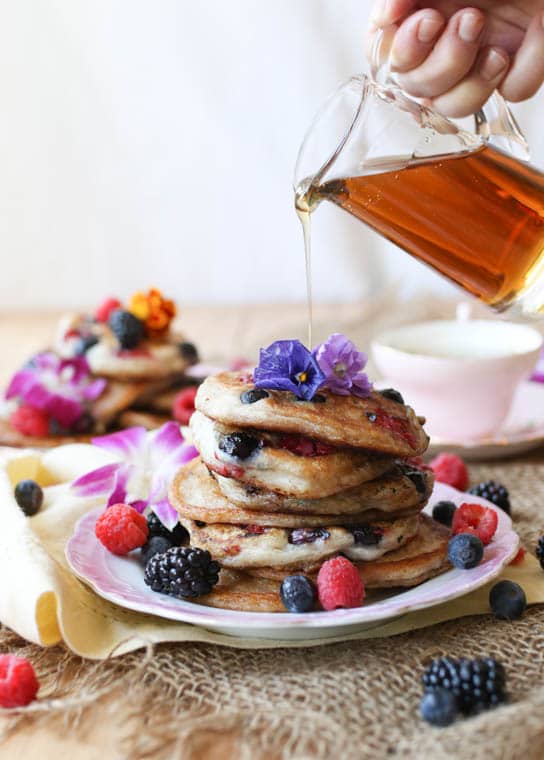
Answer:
0, 0, 543, 310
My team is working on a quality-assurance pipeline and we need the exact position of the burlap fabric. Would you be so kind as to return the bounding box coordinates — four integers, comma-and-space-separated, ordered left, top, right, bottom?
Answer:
0, 457, 542, 759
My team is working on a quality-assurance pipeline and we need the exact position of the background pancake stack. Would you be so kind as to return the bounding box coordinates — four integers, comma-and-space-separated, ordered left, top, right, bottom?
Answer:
170, 371, 451, 610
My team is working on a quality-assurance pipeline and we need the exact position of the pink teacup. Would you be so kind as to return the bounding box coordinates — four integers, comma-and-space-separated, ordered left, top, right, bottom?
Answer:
371, 320, 543, 440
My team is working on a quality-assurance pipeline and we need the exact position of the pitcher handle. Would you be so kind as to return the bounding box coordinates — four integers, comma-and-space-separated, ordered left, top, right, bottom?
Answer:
370, 26, 531, 161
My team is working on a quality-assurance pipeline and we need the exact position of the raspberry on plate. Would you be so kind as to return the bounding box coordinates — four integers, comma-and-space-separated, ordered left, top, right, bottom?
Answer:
173, 386, 198, 425
0, 655, 39, 708
95, 297, 122, 323
429, 453, 469, 491
317, 556, 365, 611
509, 546, 526, 566
95, 503, 149, 556
11, 405, 50, 437
452, 502, 498, 545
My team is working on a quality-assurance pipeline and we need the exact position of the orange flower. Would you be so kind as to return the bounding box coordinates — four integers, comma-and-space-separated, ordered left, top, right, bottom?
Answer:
129, 288, 176, 337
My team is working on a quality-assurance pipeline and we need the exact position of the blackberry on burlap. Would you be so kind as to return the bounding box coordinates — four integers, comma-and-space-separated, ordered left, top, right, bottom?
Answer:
144, 546, 220, 598
422, 656, 507, 715
469, 480, 511, 515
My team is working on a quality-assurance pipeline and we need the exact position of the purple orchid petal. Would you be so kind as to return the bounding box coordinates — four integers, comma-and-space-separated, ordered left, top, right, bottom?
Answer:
130, 499, 148, 514
84, 378, 108, 401
149, 424, 198, 504
106, 464, 132, 507
45, 394, 83, 427
92, 426, 148, 459
152, 499, 181, 533
5, 367, 35, 400
72, 462, 122, 497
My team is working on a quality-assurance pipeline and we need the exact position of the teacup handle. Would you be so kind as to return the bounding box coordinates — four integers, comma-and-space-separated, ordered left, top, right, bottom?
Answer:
370, 26, 531, 162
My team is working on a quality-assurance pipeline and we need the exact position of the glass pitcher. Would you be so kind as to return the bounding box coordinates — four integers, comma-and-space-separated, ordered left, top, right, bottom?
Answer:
294, 28, 544, 317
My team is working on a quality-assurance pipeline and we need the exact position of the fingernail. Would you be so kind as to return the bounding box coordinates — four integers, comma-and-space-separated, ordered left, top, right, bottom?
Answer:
479, 48, 508, 81
417, 14, 443, 44
458, 11, 485, 43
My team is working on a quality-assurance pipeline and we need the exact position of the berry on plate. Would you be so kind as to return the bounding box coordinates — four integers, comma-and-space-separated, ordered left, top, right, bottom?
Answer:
10, 405, 50, 437
280, 575, 316, 613
469, 480, 511, 515
509, 546, 526, 566
147, 512, 188, 545
172, 387, 198, 425
431, 500, 456, 527
489, 580, 527, 620
429, 453, 469, 491
94, 297, 122, 323
535, 536, 544, 570
144, 546, 220, 598
448, 533, 484, 569
420, 688, 458, 727
0, 655, 39, 708
95, 503, 149, 555
452, 503, 498, 545
141, 535, 173, 566
316, 556, 365, 611
14, 480, 43, 516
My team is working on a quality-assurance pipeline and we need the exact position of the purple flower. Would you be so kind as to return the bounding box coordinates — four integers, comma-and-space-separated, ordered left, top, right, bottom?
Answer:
313, 333, 372, 398
72, 422, 198, 531
5, 352, 106, 428
531, 349, 544, 384
254, 339, 325, 400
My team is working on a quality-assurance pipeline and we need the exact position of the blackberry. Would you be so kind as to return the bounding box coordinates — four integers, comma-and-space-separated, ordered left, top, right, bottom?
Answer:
422, 656, 507, 715
379, 388, 404, 405
178, 342, 199, 363
536, 536, 544, 569
280, 575, 316, 613
74, 335, 99, 355
108, 309, 145, 349
420, 688, 458, 727
14, 480, 43, 516
469, 480, 511, 515
240, 388, 269, 404
144, 546, 220, 598
289, 527, 329, 545
350, 525, 383, 546
489, 580, 527, 620
432, 500, 456, 527
141, 535, 172, 566
218, 431, 261, 459
147, 512, 188, 545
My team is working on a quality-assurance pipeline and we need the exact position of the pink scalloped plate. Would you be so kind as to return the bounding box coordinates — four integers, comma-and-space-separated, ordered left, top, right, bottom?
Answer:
65, 484, 519, 641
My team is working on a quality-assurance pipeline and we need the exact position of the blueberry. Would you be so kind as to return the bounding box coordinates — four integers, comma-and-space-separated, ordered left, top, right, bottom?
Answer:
178, 342, 199, 362
141, 535, 173, 566
489, 580, 527, 620
432, 500, 457, 527
74, 335, 99, 355
288, 527, 330, 545
380, 388, 404, 405
420, 688, 458, 727
350, 525, 383, 546
108, 309, 145, 349
448, 533, 484, 570
295, 393, 326, 403
280, 575, 316, 613
218, 432, 261, 460
14, 480, 43, 516
366, 412, 377, 423
240, 388, 269, 404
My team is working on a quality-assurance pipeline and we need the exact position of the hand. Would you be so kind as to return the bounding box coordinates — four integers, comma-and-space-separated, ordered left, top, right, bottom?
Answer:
367, 1, 544, 116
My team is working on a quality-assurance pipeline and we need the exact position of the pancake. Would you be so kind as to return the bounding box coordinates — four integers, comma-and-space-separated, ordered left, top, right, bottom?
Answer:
0, 417, 94, 448
170, 459, 424, 527
192, 568, 285, 613
117, 410, 170, 430
190, 410, 393, 499
248, 516, 450, 588
177, 514, 419, 570
213, 461, 434, 515
195, 371, 429, 457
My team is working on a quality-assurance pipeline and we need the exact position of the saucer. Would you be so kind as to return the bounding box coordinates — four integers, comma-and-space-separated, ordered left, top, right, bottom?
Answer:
378, 380, 544, 461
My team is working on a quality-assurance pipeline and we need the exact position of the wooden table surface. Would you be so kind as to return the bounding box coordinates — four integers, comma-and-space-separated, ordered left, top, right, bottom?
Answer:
1, 307, 543, 759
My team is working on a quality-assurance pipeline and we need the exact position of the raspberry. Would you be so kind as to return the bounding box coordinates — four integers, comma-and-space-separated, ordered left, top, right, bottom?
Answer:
95, 297, 122, 323
430, 453, 469, 491
173, 387, 198, 425
11, 405, 50, 437
278, 434, 334, 457
452, 502, 498, 545
509, 547, 526, 566
0, 655, 39, 708
95, 503, 149, 555
317, 556, 365, 611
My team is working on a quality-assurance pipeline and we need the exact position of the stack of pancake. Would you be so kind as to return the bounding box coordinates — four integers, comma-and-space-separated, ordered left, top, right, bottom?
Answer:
170, 371, 451, 612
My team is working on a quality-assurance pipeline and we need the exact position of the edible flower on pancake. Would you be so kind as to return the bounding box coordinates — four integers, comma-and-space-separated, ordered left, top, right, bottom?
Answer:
313, 333, 372, 398
72, 422, 198, 530
129, 288, 176, 337
5, 352, 106, 428
254, 339, 325, 400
